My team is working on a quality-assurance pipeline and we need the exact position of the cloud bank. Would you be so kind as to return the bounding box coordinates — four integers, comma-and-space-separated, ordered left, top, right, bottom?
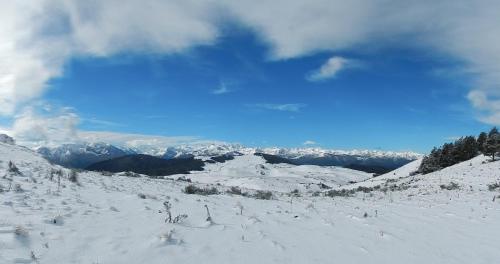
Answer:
4, 106, 220, 151
10, 105, 80, 145
2, 0, 500, 123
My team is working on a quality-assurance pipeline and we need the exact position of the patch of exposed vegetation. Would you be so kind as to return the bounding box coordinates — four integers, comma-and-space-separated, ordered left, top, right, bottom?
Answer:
183, 184, 219, 195
176, 176, 191, 182
488, 182, 500, 191
440, 182, 460, 190
326, 188, 355, 197
252, 190, 273, 200
226, 186, 250, 197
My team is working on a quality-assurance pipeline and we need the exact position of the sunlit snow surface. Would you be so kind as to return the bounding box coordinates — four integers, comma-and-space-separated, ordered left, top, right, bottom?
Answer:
1, 142, 499, 263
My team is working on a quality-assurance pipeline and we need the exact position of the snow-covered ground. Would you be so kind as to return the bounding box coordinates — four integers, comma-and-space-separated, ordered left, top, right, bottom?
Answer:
1, 142, 500, 263
172, 154, 373, 192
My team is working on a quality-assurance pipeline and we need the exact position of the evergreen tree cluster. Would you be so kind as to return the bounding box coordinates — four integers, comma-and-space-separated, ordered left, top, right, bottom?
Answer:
418, 127, 500, 174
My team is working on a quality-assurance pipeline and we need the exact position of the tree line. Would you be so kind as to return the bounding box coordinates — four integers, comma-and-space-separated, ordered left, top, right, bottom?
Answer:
418, 127, 500, 174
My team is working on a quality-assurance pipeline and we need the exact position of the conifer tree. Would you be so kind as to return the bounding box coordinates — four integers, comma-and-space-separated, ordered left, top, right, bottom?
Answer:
459, 136, 478, 161
477, 132, 487, 153
484, 127, 500, 161
419, 147, 441, 174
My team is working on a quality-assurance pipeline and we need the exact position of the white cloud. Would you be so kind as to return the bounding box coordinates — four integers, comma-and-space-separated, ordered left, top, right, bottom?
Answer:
1, 104, 222, 151
0, 0, 218, 115
303, 140, 317, 145
307, 56, 359, 81
10, 106, 80, 145
251, 103, 307, 112
467, 90, 500, 125
211, 82, 232, 95
222, 0, 500, 123
77, 130, 221, 155
3, 0, 500, 125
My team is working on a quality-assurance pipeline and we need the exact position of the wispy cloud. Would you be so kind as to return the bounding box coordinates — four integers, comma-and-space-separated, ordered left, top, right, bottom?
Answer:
303, 140, 317, 146
307, 56, 362, 82
83, 118, 123, 127
249, 103, 307, 112
211, 82, 233, 95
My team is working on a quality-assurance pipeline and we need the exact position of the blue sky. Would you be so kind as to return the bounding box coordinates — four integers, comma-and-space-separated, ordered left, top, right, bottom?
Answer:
36, 30, 486, 152
2, 1, 500, 153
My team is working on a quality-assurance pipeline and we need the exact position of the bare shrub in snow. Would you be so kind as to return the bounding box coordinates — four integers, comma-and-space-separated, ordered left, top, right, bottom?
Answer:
356, 186, 374, 193
31, 251, 39, 263
176, 176, 191, 182
183, 184, 219, 195
14, 225, 29, 237
204, 204, 213, 223
252, 190, 273, 200
326, 185, 382, 198
8, 161, 21, 175
227, 186, 242, 195
326, 189, 354, 197
318, 183, 331, 189
440, 182, 460, 190
49, 168, 62, 181
68, 170, 79, 184
163, 201, 188, 224
101, 171, 114, 176
488, 182, 500, 191
164, 201, 173, 223
380, 183, 411, 193
123, 171, 140, 177
172, 214, 188, 224
49, 169, 64, 190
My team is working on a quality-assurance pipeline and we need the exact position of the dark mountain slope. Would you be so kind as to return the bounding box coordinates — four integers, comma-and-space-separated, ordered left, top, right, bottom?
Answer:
86, 154, 205, 177
254, 153, 410, 174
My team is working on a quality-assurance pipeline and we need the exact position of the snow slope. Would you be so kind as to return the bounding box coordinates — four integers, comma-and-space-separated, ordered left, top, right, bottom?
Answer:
173, 154, 372, 192
1, 142, 500, 263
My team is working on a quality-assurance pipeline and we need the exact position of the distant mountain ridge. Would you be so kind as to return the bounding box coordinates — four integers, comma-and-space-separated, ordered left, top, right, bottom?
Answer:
38, 142, 136, 169
37, 141, 421, 173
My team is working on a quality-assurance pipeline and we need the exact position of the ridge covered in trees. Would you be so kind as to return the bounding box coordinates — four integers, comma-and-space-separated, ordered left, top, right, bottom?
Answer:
418, 127, 500, 174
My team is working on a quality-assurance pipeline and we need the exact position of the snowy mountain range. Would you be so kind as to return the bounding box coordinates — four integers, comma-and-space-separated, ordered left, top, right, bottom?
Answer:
37, 142, 136, 169
35, 141, 421, 173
